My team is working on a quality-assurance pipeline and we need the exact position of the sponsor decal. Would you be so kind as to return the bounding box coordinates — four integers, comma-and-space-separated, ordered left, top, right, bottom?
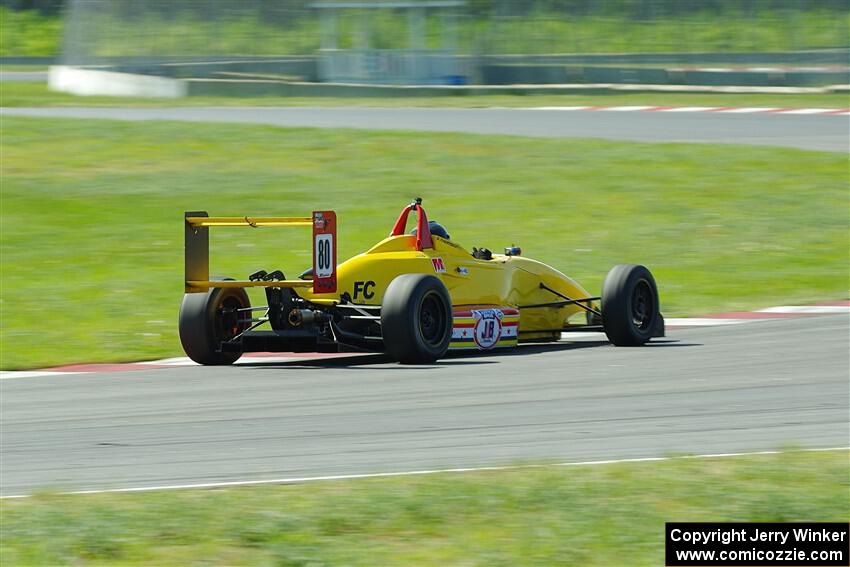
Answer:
473, 309, 503, 349
313, 212, 325, 229
450, 307, 519, 350
432, 257, 447, 273
456, 266, 469, 276
353, 280, 376, 300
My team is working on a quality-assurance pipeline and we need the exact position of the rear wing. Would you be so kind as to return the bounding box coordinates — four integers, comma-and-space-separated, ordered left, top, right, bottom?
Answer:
184, 211, 337, 294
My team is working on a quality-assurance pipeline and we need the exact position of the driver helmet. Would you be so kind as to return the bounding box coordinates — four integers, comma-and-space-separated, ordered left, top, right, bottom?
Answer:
411, 220, 450, 240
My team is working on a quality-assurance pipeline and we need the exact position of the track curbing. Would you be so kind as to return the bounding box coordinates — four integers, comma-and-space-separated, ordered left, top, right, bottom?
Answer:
529, 105, 850, 114
0, 301, 846, 378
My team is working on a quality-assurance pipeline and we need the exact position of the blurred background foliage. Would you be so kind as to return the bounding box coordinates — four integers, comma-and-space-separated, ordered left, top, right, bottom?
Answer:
2, 0, 848, 56
2, 0, 848, 18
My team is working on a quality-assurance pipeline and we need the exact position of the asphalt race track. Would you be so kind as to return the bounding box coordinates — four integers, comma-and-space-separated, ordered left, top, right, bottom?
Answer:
0, 71, 48, 82
2, 315, 847, 496
2, 106, 848, 152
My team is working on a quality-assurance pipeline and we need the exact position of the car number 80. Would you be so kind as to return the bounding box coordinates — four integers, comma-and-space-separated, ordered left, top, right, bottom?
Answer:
315, 233, 334, 278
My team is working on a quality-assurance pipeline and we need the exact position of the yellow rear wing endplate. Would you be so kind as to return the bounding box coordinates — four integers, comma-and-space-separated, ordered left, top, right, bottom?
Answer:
184, 211, 337, 294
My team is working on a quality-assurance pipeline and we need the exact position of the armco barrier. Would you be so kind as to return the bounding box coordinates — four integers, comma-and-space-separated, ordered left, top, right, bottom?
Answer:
482, 64, 849, 87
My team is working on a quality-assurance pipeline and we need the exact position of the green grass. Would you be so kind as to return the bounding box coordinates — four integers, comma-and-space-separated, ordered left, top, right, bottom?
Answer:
0, 65, 48, 72
0, 8, 61, 57
1, 116, 847, 369
1, 450, 847, 565
2, 81, 849, 109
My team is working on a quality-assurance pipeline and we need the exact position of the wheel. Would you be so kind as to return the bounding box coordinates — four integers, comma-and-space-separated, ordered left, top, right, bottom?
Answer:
179, 279, 250, 365
381, 274, 452, 364
601, 264, 660, 346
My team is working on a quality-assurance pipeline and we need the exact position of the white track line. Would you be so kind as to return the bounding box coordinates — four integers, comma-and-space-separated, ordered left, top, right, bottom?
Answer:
139, 357, 198, 366
778, 108, 838, 114
602, 105, 655, 111
3, 447, 845, 499
665, 318, 750, 326
659, 106, 722, 112
560, 331, 606, 340
715, 107, 780, 113
529, 106, 592, 111
757, 305, 850, 314
0, 370, 84, 380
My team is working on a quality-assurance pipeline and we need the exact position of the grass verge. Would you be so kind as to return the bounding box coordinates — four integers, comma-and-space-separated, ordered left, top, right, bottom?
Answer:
1, 117, 847, 369
2, 81, 849, 109
1, 450, 847, 566
0, 65, 48, 72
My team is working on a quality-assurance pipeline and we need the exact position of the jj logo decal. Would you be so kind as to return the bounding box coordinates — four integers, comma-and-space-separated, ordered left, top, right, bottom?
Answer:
472, 309, 503, 349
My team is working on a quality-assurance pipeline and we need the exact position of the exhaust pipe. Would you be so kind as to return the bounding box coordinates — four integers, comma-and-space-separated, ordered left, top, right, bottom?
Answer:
288, 309, 328, 327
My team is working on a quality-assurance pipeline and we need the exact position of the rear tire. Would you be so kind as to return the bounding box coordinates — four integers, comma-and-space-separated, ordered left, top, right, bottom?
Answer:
179, 280, 250, 365
601, 264, 660, 346
381, 274, 452, 364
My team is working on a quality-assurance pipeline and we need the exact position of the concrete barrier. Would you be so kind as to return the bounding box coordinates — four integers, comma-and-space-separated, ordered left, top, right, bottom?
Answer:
48, 66, 186, 98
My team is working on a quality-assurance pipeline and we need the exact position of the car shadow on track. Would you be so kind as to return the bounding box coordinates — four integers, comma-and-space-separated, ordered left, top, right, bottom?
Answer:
240, 354, 502, 370
236, 338, 699, 371
239, 353, 390, 369
483, 338, 699, 356
642, 339, 701, 347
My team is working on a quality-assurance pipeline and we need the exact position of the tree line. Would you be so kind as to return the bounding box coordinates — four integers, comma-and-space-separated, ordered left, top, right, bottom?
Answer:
3, 0, 847, 18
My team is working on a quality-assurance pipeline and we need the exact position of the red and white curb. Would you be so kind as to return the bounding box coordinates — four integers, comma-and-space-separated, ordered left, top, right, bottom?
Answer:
1, 301, 846, 379
527, 105, 850, 115
665, 301, 849, 329
0, 351, 368, 380
559, 301, 849, 340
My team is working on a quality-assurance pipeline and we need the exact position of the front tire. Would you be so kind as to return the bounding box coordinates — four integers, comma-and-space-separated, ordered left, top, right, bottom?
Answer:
381, 274, 452, 364
179, 281, 250, 365
601, 264, 660, 346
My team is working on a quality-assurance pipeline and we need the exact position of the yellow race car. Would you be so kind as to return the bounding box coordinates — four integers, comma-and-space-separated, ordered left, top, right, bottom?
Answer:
179, 199, 664, 364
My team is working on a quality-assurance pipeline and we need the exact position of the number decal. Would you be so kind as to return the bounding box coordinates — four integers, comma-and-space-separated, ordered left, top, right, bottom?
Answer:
315, 233, 334, 278
312, 210, 337, 293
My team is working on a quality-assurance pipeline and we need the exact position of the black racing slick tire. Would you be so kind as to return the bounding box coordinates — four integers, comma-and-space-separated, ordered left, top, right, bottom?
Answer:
601, 264, 660, 346
381, 274, 452, 364
179, 280, 250, 365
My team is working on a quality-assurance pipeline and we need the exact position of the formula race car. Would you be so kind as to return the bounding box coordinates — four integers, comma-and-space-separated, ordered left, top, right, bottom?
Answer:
179, 199, 663, 365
